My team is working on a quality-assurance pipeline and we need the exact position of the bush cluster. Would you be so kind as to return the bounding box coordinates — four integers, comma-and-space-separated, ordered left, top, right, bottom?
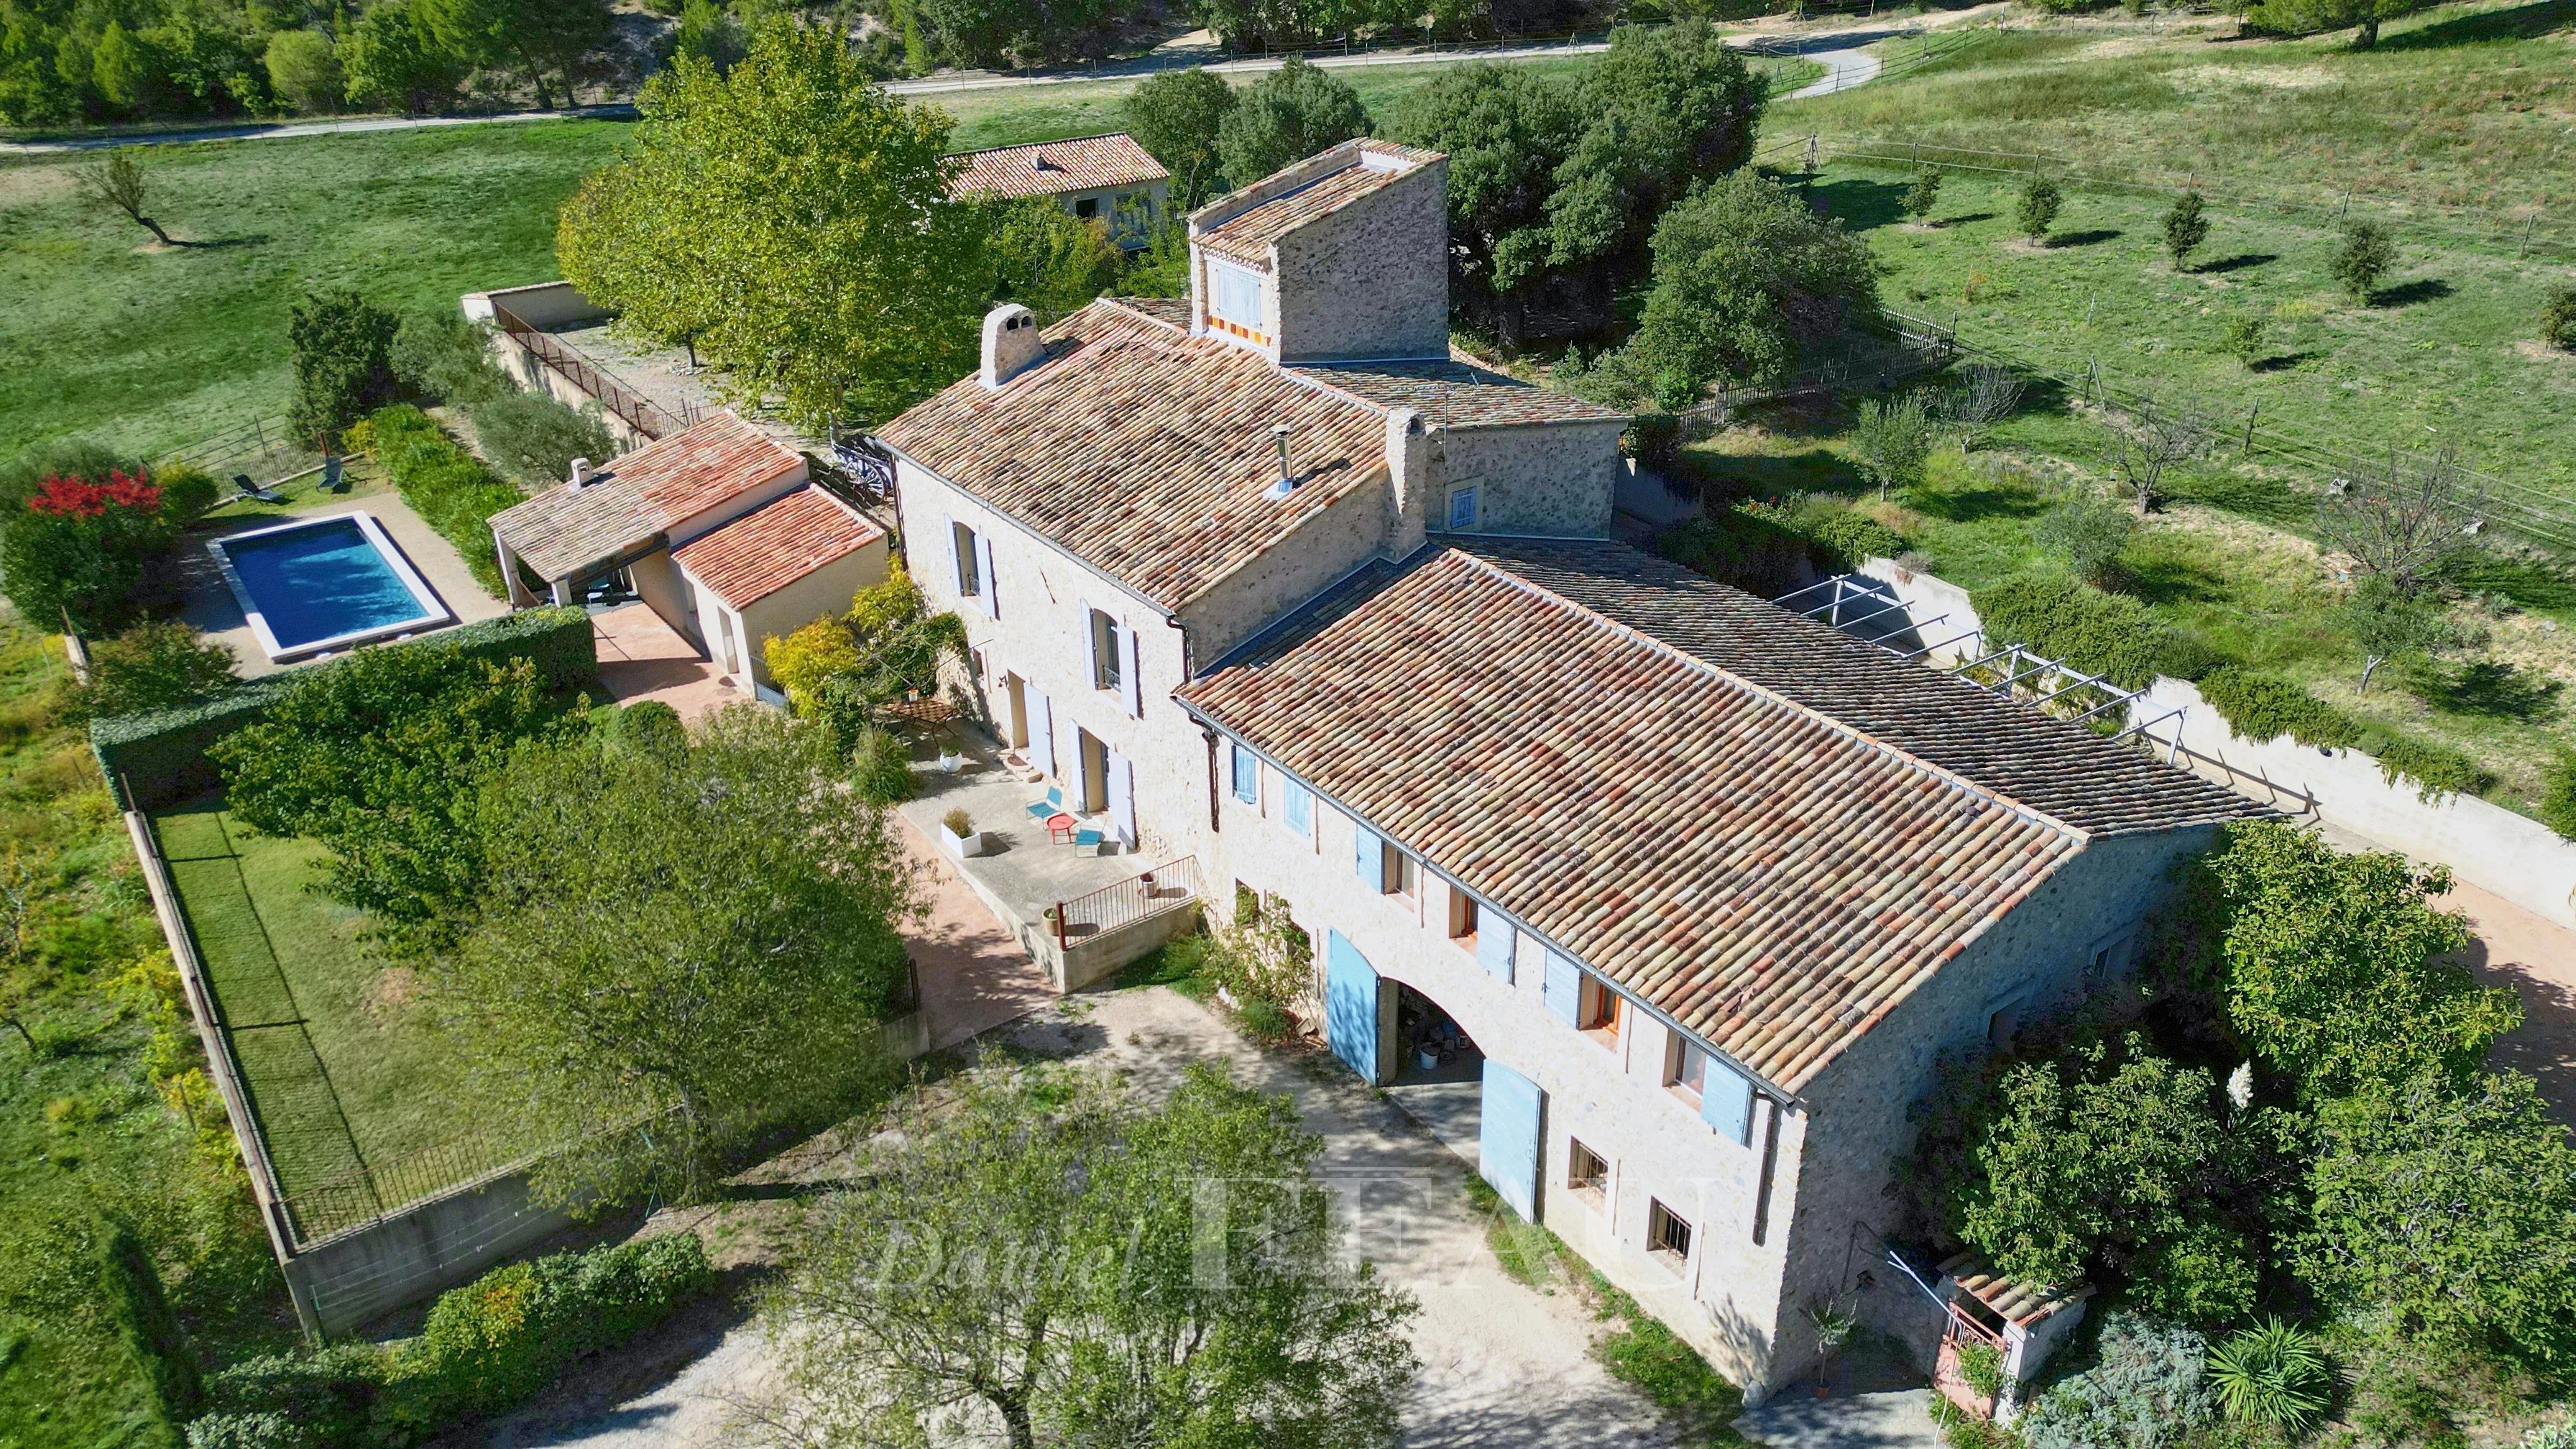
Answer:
1971, 574, 2210, 691
185, 1235, 713, 1448
2196, 667, 2492, 800
1657, 502, 1899, 596
357, 406, 524, 596
0, 462, 213, 633
1807, 510, 1906, 569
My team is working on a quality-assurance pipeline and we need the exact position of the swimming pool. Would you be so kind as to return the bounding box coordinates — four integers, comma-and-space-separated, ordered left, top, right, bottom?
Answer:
208, 513, 455, 662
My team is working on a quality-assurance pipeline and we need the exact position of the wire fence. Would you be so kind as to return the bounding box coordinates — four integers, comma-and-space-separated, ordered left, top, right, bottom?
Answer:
153, 414, 324, 489
280, 1130, 539, 1243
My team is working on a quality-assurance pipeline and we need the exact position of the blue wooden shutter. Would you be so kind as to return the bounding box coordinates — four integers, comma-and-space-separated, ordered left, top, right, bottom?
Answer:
1701, 1062, 1754, 1145
1541, 952, 1580, 1024
940, 514, 962, 598
1079, 600, 1097, 685
1475, 909, 1515, 983
1283, 780, 1312, 837
1230, 745, 1257, 803
1324, 930, 1380, 1083
1353, 822, 1381, 887
1478, 1059, 1544, 1221
974, 533, 998, 619
1120, 623, 1143, 718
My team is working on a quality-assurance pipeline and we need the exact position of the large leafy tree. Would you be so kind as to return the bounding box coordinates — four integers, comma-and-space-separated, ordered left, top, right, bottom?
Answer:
987, 197, 1124, 321
441, 706, 915, 1202
557, 18, 988, 432
338, 0, 469, 113
1215, 54, 1370, 192
2243, 0, 2434, 48
417, 0, 610, 108
765, 1061, 1419, 1449
2199, 823, 2518, 1102
1389, 63, 1580, 343
1124, 66, 1236, 209
1545, 19, 1767, 276
287, 288, 400, 447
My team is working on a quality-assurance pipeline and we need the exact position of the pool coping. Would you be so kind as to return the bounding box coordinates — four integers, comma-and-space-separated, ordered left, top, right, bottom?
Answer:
205, 510, 458, 663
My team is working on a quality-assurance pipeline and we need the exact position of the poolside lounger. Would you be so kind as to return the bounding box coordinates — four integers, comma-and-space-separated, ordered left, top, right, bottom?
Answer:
1025, 786, 1064, 819
231, 473, 287, 504
1072, 828, 1104, 848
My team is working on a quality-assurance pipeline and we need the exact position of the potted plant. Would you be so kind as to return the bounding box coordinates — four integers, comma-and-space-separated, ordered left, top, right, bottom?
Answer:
938, 743, 963, 773
941, 808, 985, 859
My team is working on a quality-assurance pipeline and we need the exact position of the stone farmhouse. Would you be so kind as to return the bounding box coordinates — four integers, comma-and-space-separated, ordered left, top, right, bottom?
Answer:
945, 131, 1172, 250
869, 135, 2266, 1401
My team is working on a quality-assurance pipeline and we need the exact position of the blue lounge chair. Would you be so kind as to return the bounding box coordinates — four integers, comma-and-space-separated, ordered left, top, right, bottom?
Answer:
1073, 828, 1104, 848
1025, 786, 1064, 819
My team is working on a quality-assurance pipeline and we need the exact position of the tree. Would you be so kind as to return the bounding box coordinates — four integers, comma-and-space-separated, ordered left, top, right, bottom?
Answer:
287, 288, 400, 447
445, 706, 914, 1201
418, 0, 612, 109
1124, 65, 1236, 209
2343, 574, 2453, 692
2199, 822, 2519, 1102
761, 1061, 1419, 1449
2314, 444, 2485, 595
2243, 0, 2438, 49
1926, 1033, 2265, 1324
2017, 175, 2062, 243
2329, 219, 2396, 301
1216, 55, 1369, 192
1848, 392, 1936, 501
2302, 1072, 2576, 1374
2035, 493, 2135, 585
557, 18, 989, 432
671, 0, 747, 74
987, 197, 1124, 321
60, 620, 236, 722
2164, 189, 2209, 271
0, 469, 181, 632
73, 150, 176, 246
1941, 362, 2025, 452
467, 389, 618, 488
2098, 401, 2202, 513
1903, 165, 1941, 221
2544, 285, 2576, 352
211, 645, 582, 952
1581, 169, 1877, 403
264, 29, 341, 113
1389, 64, 1580, 343
2221, 315, 2266, 367
339, 0, 468, 113
1545, 20, 1766, 277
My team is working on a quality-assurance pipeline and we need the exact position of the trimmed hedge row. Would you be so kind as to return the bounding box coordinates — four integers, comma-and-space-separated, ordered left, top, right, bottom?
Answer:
92, 606, 596, 810
2197, 666, 2492, 802
185, 1234, 714, 1449
355, 405, 525, 597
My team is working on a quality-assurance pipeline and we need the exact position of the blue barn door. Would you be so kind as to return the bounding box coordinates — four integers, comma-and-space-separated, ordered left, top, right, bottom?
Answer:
1324, 930, 1380, 1083
1479, 1060, 1544, 1221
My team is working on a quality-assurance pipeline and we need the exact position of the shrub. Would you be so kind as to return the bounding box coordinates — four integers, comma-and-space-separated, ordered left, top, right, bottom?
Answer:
391, 311, 505, 405
1972, 574, 2179, 690
2207, 1318, 2330, 1432
288, 289, 400, 447
1202, 901, 1313, 1021
1904, 166, 1941, 220
941, 807, 972, 836
1, 438, 138, 511
2358, 728, 2489, 801
849, 726, 914, 804
2165, 191, 2209, 270
2330, 221, 2397, 301
63, 621, 238, 723
2221, 316, 2267, 366
365, 406, 526, 596
1849, 392, 1937, 499
1808, 509, 1904, 568
2542, 750, 2576, 842
1957, 1338, 2006, 1399
192, 1343, 386, 1448
467, 391, 618, 491
2032, 495, 2134, 584
2018, 1313, 2216, 1449
2195, 667, 2359, 749
1, 468, 183, 632
2018, 176, 2062, 242
1657, 507, 1817, 597
2544, 286, 2576, 352
604, 699, 687, 758
155, 462, 219, 527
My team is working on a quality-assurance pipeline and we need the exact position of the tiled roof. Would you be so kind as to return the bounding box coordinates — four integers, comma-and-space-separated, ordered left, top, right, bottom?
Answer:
1455, 538, 2265, 836
1100, 294, 1192, 330
1194, 141, 1443, 267
1178, 543, 2240, 1092
671, 486, 883, 607
1292, 360, 1628, 428
489, 412, 803, 581
947, 133, 1169, 201
872, 301, 1390, 609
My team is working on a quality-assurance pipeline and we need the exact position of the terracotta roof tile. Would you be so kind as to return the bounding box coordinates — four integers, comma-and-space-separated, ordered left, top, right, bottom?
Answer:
671, 486, 882, 607
489, 412, 804, 581
1193, 141, 1444, 267
947, 133, 1169, 201
1177, 543, 2243, 1091
1292, 360, 1628, 428
872, 302, 1389, 609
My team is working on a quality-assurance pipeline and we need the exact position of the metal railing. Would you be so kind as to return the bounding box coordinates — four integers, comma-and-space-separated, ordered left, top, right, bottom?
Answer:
1052, 855, 1202, 946
278, 1130, 536, 1243
154, 413, 324, 487
490, 303, 704, 441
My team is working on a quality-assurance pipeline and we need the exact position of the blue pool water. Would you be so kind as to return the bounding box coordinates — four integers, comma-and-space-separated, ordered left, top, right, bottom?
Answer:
221, 518, 431, 650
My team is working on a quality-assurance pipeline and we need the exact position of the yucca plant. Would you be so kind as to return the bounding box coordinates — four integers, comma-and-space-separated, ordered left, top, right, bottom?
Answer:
2207, 1318, 2330, 1433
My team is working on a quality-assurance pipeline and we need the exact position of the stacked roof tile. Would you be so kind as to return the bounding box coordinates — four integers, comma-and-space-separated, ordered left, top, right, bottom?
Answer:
1179, 541, 2262, 1091
671, 486, 882, 606
489, 411, 802, 582
947, 133, 1169, 201
1193, 140, 1443, 267
1294, 360, 1628, 427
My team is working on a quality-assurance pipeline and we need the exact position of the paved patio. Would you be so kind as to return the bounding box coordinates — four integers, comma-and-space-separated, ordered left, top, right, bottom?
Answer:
894, 813, 1055, 1054
590, 603, 735, 721
893, 729, 1145, 918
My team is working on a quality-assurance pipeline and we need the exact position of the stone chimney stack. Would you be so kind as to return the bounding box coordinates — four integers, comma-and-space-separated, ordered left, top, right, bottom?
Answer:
566, 457, 593, 492
980, 303, 1045, 389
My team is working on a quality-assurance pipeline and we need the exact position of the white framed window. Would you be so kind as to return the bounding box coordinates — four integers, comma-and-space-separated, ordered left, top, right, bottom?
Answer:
1230, 744, 1259, 805
1567, 1139, 1608, 1201
1668, 1037, 1709, 1100
1207, 260, 1265, 337
1089, 608, 1121, 693
1446, 486, 1479, 530
1647, 1199, 1694, 1264
951, 520, 981, 598
1447, 889, 1479, 943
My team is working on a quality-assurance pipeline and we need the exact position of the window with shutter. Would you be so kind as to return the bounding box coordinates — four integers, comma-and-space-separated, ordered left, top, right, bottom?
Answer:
1119, 625, 1143, 719
1474, 909, 1515, 983
1541, 952, 1580, 1024
1701, 1063, 1753, 1145
1230, 745, 1258, 804
1281, 779, 1313, 838
973, 533, 998, 619
1353, 823, 1380, 887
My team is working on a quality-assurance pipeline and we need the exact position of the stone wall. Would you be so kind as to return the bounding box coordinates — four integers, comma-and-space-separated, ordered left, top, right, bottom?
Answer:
1430, 420, 1626, 542
1270, 155, 1450, 364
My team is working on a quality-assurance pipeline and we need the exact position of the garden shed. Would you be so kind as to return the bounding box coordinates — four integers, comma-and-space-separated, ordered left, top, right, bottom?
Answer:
1934, 1251, 2094, 1422
670, 485, 887, 697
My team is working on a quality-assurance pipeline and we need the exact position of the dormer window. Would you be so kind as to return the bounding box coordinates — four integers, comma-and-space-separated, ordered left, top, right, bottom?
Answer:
1206, 259, 1266, 343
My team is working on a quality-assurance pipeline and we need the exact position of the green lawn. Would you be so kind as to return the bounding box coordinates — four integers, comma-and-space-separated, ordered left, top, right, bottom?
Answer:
150, 801, 530, 1240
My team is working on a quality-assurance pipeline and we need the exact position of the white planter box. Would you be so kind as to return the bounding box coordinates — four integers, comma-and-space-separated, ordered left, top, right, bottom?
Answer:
941, 825, 989, 859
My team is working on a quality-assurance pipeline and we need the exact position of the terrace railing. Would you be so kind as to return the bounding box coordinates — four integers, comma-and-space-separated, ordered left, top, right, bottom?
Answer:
490, 302, 704, 441
1053, 856, 1202, 947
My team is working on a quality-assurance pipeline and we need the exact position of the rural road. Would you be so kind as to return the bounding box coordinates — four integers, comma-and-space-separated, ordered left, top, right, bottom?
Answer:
0, 19, 1945, 155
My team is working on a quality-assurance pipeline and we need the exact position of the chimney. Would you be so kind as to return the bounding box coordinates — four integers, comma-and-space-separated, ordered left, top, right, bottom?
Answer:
980, 303, 1045, 389
566, 457, 594, 492
1263, 424, 1295, 500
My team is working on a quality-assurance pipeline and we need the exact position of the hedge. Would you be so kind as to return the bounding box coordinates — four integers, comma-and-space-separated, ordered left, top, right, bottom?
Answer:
1972, 574, 2216, 690
184, 1234, 713, 1449
93, 606, 596, 810
355, 405, 526, 597
1806, 510, 1906, 571
2196, 666, 2493, 802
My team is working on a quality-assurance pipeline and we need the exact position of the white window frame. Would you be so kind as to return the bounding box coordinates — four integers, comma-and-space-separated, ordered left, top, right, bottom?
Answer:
1207, 259, 1265, 335
951, 520, 980, 599
1089, 608, 1121, 694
